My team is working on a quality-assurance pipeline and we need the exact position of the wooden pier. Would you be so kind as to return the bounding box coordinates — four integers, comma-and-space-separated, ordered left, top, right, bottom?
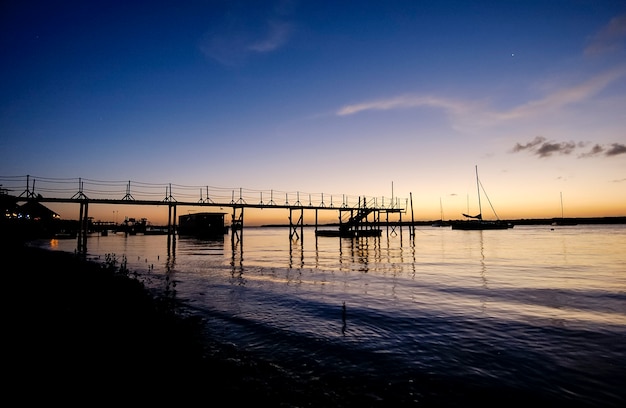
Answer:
1, 175, 415, 252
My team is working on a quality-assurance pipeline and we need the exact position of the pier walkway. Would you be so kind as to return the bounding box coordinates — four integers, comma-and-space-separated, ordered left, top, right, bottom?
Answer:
1, 175, 415, 251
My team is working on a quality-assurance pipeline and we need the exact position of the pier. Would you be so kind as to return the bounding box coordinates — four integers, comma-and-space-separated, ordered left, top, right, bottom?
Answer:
1, 175, 415, 252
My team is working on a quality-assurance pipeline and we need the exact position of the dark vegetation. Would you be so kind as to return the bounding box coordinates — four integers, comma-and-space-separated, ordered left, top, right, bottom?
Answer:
3, 233, 349, 405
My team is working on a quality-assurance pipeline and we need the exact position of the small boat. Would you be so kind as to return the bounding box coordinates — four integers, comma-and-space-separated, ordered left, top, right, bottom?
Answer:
451, 166, 513, 230
551, 192, 577, 226
432, 198, 450, 227
450, 219, 512, 230
53, 231, 77, 239
144, 226, 170, 235
316, 229, 382, 238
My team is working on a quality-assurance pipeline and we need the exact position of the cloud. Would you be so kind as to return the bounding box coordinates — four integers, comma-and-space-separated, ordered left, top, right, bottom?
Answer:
511, 136, 577, 158
511, 137, 626, 158
247, 20, 292, 52
585, 14, 626, 56
491, 67, 626, 121
336, 67, 626, 129
606, 143, 626, 156
336, 95, 474, 116
199, 3, 294, 66
579, 144, 605, 158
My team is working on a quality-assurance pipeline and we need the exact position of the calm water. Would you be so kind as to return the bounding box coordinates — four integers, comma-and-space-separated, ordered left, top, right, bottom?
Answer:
37, 225, 626, 406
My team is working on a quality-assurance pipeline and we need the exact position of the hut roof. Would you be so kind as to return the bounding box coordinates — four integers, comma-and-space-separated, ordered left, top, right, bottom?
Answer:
18, 201, 60, 220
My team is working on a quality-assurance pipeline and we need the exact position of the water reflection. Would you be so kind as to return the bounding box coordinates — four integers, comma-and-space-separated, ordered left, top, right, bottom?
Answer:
230, 232, 244, 279
164, 251, 176, 296
48, 225, 625, 328
34, 224, 626, 407
288, 237, 304, 269
478, 230, 488, 313
166, 232, 176, 256
479, 230, 487, 288
342, 301, 347, 336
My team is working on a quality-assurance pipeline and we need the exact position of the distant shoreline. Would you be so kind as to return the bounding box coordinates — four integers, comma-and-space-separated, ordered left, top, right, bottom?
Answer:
259, 216, 626, 228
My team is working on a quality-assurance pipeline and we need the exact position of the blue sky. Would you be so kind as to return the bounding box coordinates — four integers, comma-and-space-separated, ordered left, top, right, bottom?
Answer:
1, 1, 625, 224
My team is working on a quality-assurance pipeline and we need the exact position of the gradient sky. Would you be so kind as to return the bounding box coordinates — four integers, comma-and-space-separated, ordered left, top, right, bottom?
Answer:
1, 1, 625, 225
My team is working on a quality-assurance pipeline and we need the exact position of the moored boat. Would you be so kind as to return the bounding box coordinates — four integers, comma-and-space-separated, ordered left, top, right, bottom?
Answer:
450, 219, 512, 230
451, 166, 513, 230
315, 228, 382, 237
432, 198, 450, 227
551, 192, 578, 226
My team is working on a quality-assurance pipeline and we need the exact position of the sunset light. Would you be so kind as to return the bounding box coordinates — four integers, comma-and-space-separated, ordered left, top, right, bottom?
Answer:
1, 2, 624, 224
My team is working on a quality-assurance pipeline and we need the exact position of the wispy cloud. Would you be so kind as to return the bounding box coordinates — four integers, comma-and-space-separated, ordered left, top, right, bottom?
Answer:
336, 95, 474, 116
335, 67, 626, 128
247, 20, 292, 52
491, 67, 626, 121
511, 136, 626, 158
585, 13, 626, 56
200, 3, 294, 66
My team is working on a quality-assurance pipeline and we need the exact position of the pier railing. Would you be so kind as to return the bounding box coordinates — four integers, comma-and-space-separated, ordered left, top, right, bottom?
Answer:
2, 175, 416, 253
0, 175, 408, 211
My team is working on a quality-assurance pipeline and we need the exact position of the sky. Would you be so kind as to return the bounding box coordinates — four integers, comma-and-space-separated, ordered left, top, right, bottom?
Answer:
1, 0, 625, 225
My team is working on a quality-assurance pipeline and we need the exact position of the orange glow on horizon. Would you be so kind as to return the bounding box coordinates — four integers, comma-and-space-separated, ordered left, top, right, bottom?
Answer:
45, 201, 625, 226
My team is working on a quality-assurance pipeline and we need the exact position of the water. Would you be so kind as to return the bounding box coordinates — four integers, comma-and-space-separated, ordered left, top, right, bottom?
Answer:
38, 225, 626, 406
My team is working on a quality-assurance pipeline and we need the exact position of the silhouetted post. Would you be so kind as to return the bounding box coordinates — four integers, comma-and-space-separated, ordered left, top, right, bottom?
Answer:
410, 192, 415, 239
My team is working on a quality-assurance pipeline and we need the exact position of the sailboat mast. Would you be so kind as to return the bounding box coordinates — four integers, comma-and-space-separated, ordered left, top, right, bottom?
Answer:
560, 192, 564, 219
439, 197, 444, 221
475, 165, 482, 218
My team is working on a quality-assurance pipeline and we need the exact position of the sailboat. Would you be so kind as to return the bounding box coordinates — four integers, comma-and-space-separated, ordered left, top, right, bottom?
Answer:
451, 165, 513, 230
432, 197, 450, 227
551, 192, 577, 226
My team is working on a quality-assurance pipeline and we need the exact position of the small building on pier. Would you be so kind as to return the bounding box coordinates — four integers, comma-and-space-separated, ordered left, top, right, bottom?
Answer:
178, 212, 228, 238
119, 217, 147, 235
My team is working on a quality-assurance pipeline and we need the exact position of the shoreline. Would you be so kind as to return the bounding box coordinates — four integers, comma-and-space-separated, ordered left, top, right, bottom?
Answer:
3, 242, 337, 405
7, 240, 450, 406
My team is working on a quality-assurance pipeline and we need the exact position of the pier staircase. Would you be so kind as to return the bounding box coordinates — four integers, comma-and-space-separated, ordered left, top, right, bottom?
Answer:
339, 207, 375, 233
317, 197, 384, 237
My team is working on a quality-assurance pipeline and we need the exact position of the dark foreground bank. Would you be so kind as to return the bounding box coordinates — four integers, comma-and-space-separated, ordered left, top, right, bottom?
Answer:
5, 240, 618, 407
8, 241, 451, 406
5, 242, 359, 406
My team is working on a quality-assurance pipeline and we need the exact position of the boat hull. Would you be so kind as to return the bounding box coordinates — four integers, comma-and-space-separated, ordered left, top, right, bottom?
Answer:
551, 219, 578, 226
451, 221, 512, 230
315, 229, 382, 237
